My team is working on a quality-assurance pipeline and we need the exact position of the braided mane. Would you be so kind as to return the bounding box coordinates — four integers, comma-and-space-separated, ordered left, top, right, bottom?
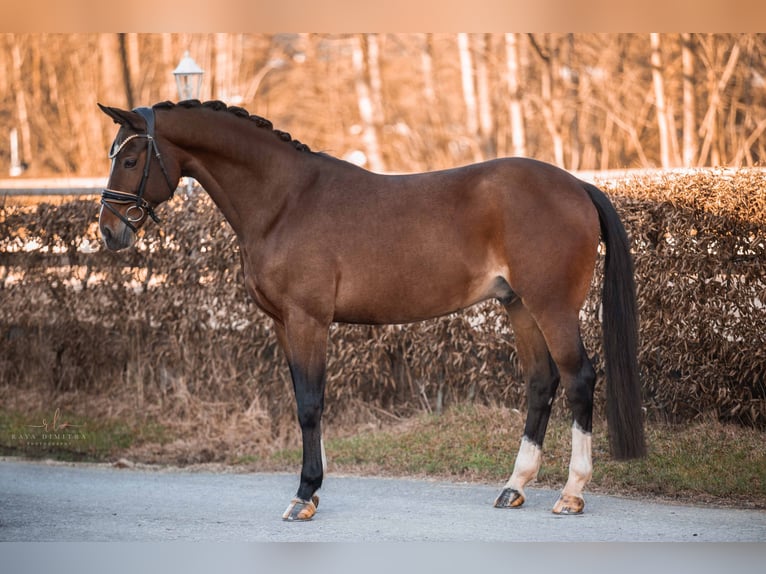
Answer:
153, 100, 312, 153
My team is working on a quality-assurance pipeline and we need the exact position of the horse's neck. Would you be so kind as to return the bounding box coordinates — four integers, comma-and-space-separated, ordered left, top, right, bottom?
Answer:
171, 116, 314, 239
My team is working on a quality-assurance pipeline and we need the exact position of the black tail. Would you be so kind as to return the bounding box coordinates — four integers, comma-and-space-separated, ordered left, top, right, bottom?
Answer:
582, 182, 646, 459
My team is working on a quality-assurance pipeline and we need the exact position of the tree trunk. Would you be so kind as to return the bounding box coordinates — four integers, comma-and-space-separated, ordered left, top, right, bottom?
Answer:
126, 34, 142, 101
365, 34, 385, 128
600, 115, 614, 170
161, 34, 175, 97
681, 33, 698, 167
529, 34, 564, 167
420, 34, 437, 112
99, 34, 127, 108
697, 36, 741, 166
352, 34, 385, 172
650, 33, 673, 168
474, 34, 495, 157
9, 37, 33, 170
457, 33, 483, 161
566, 34, 581, 170
505, 33, 527, 158
213, 33, 226, 100
118, 33, 135, 109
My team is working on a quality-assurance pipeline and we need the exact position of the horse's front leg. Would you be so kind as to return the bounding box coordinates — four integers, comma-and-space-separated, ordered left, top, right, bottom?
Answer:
274, 312, 330, 521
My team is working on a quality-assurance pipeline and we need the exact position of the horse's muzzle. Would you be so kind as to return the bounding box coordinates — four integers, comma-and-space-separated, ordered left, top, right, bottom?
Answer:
100, 221, 135, 251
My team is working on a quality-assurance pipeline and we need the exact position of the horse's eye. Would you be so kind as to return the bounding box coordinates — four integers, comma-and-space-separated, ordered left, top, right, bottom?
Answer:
123, 158, 138, 169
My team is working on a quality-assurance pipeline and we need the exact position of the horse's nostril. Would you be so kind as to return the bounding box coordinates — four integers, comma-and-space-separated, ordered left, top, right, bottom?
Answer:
101, 225, 124, 250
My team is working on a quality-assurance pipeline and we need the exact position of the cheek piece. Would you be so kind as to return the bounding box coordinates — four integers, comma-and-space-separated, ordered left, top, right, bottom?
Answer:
101, 107, 176, 233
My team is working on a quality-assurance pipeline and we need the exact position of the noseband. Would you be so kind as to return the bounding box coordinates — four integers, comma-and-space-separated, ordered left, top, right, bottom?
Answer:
102, 107, 176, 233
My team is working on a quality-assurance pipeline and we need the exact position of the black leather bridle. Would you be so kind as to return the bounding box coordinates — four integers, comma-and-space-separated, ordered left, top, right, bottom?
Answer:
101, 107, 176, 233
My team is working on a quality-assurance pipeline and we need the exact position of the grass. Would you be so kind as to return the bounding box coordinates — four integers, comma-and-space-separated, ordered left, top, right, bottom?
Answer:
318, 405, 766, 509
593, 421, 766, 506
324, 406, 523, 479
2, 402, 764, 509
0, 407, 167, 462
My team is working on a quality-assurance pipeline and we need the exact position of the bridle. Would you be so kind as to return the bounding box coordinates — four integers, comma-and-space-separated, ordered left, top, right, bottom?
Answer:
101, 107, 176, 233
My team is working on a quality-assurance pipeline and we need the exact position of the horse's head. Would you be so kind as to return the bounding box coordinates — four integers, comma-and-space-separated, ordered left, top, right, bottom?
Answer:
98, 104, 181, 250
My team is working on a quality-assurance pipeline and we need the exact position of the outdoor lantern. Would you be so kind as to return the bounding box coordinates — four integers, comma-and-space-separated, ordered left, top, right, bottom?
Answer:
173, 51, 204, 195
173, 51, 204, 101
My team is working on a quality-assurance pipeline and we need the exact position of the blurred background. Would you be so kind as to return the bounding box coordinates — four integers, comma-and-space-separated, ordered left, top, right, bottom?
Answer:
1, 33, 765, 179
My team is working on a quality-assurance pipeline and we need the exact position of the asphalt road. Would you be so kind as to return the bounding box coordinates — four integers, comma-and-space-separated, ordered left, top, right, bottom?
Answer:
1, 458, 764, 542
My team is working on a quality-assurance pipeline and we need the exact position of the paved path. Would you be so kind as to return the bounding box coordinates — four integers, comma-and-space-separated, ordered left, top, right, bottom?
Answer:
1, 458, 764, 542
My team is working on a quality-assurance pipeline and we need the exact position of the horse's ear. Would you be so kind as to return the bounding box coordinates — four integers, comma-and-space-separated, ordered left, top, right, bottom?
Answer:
98, 103, 146, 131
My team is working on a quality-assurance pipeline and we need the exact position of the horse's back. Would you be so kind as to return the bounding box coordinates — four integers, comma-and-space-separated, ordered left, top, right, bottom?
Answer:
291, 157, 600, 324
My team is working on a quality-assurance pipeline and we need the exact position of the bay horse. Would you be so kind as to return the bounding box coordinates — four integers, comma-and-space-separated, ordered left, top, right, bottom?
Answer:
98, 100, 645, 521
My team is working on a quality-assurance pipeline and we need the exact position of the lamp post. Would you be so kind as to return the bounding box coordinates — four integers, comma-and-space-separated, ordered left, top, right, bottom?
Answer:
173, 51, 204, 101
173, 52, 204, 194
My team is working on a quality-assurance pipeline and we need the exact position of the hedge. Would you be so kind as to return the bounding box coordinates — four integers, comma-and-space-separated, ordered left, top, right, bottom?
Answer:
1, 169, 764, 435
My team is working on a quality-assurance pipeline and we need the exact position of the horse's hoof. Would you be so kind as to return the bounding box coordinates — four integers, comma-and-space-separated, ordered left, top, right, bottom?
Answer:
282, 495, 319, 521
494, 487, 525, 508
552, 494, 584, 515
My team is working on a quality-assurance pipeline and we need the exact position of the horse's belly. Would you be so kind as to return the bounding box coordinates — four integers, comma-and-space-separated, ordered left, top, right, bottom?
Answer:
332, 266, 512, 325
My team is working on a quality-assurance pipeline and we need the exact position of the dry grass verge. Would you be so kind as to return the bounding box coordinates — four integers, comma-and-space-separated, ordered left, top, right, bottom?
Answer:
3, 395, 763, 509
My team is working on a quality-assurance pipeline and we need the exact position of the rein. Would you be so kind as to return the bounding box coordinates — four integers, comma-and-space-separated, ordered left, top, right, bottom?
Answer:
101, 107, 176, 233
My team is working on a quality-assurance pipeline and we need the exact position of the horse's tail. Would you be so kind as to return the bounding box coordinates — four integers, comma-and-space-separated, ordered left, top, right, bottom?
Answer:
582, 182, 646, 459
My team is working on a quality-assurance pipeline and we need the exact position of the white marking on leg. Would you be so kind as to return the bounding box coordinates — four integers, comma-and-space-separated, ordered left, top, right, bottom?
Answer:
320, 437, 327, 474
503, 436, 542, 495
561, 423, 592, 499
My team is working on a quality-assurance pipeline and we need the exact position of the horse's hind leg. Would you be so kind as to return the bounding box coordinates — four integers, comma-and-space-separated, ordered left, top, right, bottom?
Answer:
495, 300, 560, 509
536, 310, 597, 515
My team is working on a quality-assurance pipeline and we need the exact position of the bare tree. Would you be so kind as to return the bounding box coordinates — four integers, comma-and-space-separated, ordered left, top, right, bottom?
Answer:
505, 33, 527, 158
565, 34, 581, 170
118, 33, 135, 109
697, 34, 742, 166
474, 34, 495, 157
681, 33, 698, 167
457, 33, 483, 162
9, 36, 33, 171
650, 33, 673, 168
732, 36, 766, 166
99, 35, 128, 108
213, 33, 229, 101
420, 34, 437, 114
365, 34, 385, 129
528, 33, 565, 167
2, 33, 765, 177
351, 34, 384, 172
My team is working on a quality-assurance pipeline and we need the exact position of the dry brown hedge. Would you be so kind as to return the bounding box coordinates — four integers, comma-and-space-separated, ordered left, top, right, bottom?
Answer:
1, 169, 764, 437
